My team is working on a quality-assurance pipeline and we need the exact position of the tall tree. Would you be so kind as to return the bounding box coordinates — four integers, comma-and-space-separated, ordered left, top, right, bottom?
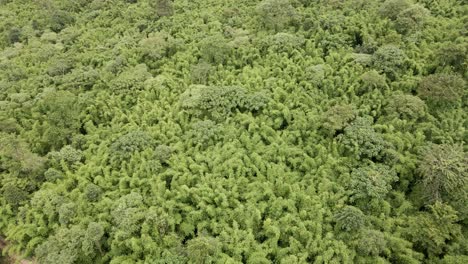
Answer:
418, 144, 467, 203
155, 0, 174, 17
37, 90, 81, 152
418, 73, 465, 106
256, 0, 297, 31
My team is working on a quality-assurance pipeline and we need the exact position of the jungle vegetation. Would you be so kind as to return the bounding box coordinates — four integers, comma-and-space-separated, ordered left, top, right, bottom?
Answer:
0, 0, 467, 263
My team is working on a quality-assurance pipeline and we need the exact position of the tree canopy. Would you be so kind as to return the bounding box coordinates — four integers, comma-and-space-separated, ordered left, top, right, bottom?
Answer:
0, 0, 466, 263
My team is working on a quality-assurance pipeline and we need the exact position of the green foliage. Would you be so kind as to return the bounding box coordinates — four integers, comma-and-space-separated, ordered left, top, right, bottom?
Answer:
372, 45, 407, 79
186, 120, 220, 148
180, 85, 268, 119
349, 163, 398, 201
264, 33, 305, 53
0, 117, 18, 133
58, 202, 76, 225
110, 64, 152, 92
154, 145, 172, 163
338, 117, 388, 159
418, 144, 467, 203
35, 225, 94, 264
47, 58, 74, 77
0, 133, 45, 178
105, 56, 128, 74
385, 93, 426, 119
395, 4, 430, 34
186, 235, 220, 264
191, 61, 213, 84
154, 0, 174, 17
379, 0, 412, 20
82, 222, 104, 257
48, 145, 83, 168
334, 206, 366, 232
198, 35, 231, 65
256, 0, 297, 31
110, 131, 154, 160
139, 32, 181, 64
442, 255, 468, 264
49, 10, 75, 33
44, 168, 64, 182
62, 66, 100, 90
111, 192, 145, 233
2, 184, 28, 208
435, 42, 467, 73
0, 0, 466, 263
84, 183, 102, 202
306, 64, 327, 87
322, 104, 356, 135
405, 202, 462, 257
360, 70, 387, 92
37, 90, 81, 151
418, 73, 465, 105
356, 229, 387, 256
7, 27, 21, 44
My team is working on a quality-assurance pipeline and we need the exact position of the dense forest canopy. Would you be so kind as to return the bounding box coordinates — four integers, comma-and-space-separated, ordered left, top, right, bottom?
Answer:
0, 0, 467, 263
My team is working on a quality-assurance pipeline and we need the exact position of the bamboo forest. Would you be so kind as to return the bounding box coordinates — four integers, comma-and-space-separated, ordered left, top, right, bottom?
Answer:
0, 0, 467, 263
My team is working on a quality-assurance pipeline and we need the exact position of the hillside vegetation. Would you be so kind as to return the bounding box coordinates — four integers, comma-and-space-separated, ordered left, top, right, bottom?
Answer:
0, 0, 467, 263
